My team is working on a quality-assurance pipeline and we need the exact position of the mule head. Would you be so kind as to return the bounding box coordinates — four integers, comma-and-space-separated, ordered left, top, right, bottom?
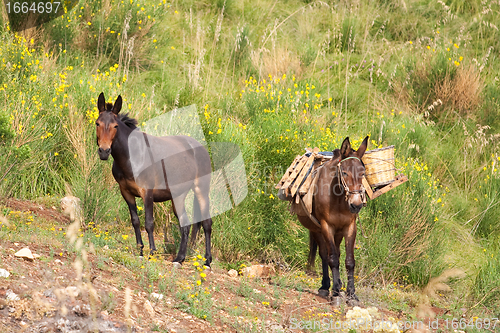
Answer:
96, 92, 122, 160
338, 136, 369, 214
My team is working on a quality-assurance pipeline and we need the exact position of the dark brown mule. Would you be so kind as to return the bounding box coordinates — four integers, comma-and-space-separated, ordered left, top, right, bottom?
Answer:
95, 92, 213, 266
296, 136, 368, 306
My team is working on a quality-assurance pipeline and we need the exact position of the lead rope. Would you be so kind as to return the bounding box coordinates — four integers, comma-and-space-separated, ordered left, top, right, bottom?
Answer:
357, 214, 368, 239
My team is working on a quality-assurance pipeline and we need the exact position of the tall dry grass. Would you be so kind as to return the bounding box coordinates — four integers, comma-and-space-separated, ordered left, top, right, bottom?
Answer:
434, 65, 483, 118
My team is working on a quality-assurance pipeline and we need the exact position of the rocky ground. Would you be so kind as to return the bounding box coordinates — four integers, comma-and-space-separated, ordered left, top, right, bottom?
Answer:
0, 199, 463, 333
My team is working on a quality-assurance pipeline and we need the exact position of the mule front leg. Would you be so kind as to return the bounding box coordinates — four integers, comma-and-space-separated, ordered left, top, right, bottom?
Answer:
344, 221, 359, 305
144, 189, 156, 256
122, 191, 144, 257
321, 223, 341, 298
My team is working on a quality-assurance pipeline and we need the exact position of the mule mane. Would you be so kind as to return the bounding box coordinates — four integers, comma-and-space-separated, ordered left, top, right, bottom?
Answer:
118, 113, 138, 129
102, 101, 137, 129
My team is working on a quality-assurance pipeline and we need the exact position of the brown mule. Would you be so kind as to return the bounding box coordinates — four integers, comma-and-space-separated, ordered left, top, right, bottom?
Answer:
297, 136, 369, 306
95, 93, 213, 266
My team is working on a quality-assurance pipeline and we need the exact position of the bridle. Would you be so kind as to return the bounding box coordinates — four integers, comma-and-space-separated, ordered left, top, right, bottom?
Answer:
337, 156, 367, 206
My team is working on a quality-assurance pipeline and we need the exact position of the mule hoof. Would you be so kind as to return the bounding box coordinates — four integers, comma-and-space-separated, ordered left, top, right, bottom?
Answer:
330, 296, 342, 308
137, 245, 144, 257
346, 296, 360, 307
318, 289, 329, 299
172, 262, 182, 268
173, 256, 185, 264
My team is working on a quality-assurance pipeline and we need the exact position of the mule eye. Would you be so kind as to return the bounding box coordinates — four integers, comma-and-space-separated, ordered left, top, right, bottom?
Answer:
95, 122, 99, 126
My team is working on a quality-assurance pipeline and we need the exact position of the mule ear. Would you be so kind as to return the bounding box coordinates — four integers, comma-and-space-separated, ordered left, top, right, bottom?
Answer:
331, 148, 341, 164
340, 137, 352, 158
112, 95, 122, 115
356, 136, 369, 158
98, 92, 106, 113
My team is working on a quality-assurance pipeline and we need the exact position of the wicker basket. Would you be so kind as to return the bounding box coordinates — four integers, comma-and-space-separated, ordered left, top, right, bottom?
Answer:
362, 145, 396, 188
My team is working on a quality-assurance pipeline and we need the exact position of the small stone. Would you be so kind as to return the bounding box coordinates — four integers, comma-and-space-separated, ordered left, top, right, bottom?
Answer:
6, 290, 19, 301
228, 269, 238, 278
100, 310, 109, 320
151, 292, 164, 301
241, 265, 276, 278
144, 300, 155, 318
170, 328, 189, 333
14, 248, 34, 261
43, 289, 56, 298
56, 318, 70, 330
65, 286, 79, 298
0, 269, 10, 278
73, 304, 90, 317
269, 324, 283, 332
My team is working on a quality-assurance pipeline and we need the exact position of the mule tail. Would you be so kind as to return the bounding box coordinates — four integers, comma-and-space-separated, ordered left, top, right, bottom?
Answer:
307, 231, 317, 275
189, 194, 203, 246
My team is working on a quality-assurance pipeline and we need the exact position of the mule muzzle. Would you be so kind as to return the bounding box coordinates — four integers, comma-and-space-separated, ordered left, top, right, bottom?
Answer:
349, 202, 363, 214
98, 147, 111, 160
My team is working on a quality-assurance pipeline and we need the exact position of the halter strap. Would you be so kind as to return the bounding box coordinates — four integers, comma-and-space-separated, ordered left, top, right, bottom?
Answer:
338, 156, 362, 164
337, 156, 367, 206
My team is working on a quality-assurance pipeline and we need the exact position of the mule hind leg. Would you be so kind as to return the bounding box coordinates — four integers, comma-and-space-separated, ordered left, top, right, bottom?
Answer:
307, 231, 318, 276
193, 185, 212, 267
189, 195, 202, 248
311, 232, 330, 298
171, 192, 191, 264
334, 233, 344, 293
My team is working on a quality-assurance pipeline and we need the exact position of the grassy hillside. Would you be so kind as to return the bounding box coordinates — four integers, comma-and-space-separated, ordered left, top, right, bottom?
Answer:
0, 0, 499, 319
